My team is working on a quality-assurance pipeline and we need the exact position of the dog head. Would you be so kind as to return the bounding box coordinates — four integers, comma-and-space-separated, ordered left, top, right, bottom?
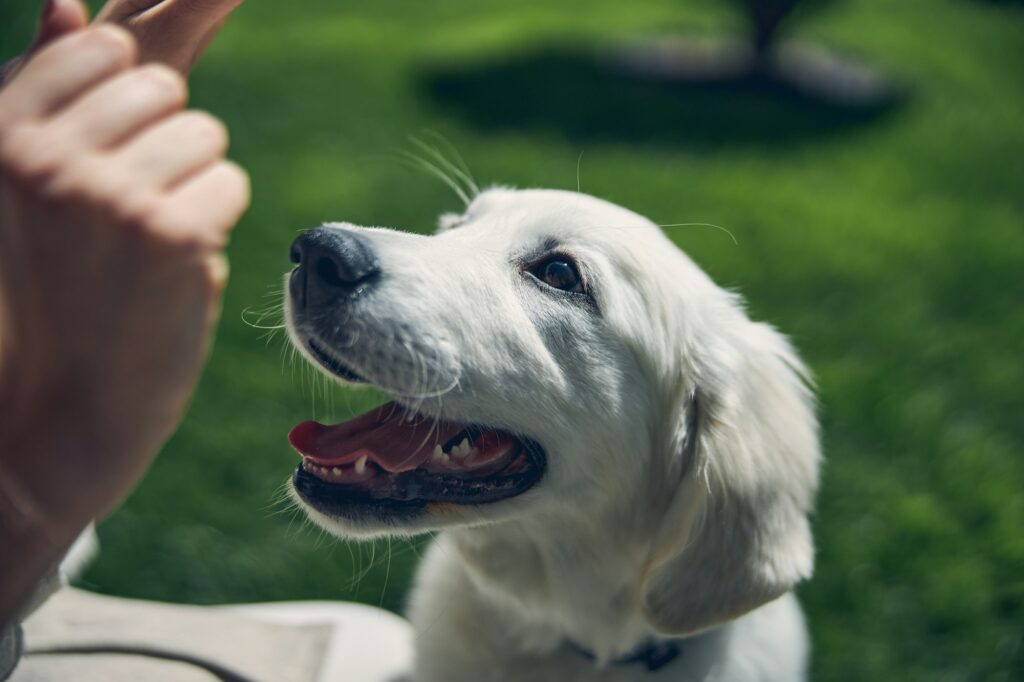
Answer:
284, 187, 819, 633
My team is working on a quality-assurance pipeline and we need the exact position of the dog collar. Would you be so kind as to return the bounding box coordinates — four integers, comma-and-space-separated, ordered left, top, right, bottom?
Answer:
564, 637, 682, 672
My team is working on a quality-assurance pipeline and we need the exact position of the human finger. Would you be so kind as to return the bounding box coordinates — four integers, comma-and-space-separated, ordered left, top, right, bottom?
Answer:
0, 26, 135, 125
30, 0, 91, 54
98, 0, 246, 72
44, 63, 186, 152
0, 0, 89, 90
98, 0, 245, 27
155, 160, 250, 243
110, 110, 228, 190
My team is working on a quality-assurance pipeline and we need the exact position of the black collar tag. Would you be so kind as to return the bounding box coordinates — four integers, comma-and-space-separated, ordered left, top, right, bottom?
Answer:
634, 640, 682, 671
565, 637, 682, 672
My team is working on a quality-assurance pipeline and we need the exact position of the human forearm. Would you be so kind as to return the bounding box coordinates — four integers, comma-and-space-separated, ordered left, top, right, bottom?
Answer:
0, 417, 91, 625
0, 23, 247, 625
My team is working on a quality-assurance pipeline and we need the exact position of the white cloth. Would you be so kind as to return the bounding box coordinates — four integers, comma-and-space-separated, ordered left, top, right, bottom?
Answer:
225, 601, 413, 682
11, 588, 413, 682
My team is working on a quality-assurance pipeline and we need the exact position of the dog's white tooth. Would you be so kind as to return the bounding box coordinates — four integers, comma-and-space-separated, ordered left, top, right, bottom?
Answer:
432, 445, 444, 460
332, 467, 342, 476
355, 455, 368, 475
453, 438, 471, 457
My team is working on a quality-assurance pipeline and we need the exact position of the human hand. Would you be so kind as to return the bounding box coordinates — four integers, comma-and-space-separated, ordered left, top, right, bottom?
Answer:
96, 0, 247, 73
3, 0, 246, 82
0, 26, 249, 528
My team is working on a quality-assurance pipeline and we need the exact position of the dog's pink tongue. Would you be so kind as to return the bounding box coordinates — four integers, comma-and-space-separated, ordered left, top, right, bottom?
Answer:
289, 402, 464, 473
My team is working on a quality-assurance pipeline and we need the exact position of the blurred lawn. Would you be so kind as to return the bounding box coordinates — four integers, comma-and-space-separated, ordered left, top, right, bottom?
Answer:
2, 0, 1023, 679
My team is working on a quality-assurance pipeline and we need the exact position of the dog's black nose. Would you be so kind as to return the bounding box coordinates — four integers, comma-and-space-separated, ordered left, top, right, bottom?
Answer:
289, 227, 380, 309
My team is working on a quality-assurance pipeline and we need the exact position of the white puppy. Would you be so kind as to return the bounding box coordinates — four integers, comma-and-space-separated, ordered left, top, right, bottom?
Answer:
284, 188, 820, 681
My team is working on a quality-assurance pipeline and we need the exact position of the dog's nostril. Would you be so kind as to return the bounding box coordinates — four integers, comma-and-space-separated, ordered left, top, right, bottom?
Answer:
315, 256, 346, 289
289, 227, 379, 304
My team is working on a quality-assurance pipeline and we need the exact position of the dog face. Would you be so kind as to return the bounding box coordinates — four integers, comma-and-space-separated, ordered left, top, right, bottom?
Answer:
285, 187, 819, 634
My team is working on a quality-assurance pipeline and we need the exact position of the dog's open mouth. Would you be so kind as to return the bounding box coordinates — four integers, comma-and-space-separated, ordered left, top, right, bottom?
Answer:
289, 401, 546, 518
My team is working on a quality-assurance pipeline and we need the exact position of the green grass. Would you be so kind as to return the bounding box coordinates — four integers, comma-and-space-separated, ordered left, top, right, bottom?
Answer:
2, 1, 1022, 679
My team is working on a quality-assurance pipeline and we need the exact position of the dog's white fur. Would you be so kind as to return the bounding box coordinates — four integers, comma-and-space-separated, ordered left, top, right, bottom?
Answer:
287, 188, 820, 681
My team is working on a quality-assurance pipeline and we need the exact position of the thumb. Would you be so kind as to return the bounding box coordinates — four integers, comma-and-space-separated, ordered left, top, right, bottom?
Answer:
30, 0, 90, 53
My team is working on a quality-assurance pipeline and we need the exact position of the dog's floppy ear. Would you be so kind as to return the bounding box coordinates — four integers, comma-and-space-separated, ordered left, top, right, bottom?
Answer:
640, 320, 819, 636
436, 212, 464, 233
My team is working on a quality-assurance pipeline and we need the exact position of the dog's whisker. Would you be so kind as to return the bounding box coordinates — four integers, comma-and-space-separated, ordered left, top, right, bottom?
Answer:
399, 151, 471, 206
588, 221, 739, 246
576, 149, 585, 194
656, 222, 739, 246
412, 133, 480, 199
420, 131, 478, 186
379, 537, 393, 608
393, 137, 479, 209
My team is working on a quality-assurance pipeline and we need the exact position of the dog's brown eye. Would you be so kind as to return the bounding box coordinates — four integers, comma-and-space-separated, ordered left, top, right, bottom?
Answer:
537, 258, 583, 293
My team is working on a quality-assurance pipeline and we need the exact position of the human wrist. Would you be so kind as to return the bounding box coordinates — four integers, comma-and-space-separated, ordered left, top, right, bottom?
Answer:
0, 432, 86, 626
0, 407, 92, 534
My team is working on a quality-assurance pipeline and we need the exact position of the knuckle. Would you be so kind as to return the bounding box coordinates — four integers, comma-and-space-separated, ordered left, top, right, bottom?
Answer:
0, 123, 34, 165
180, 111, 229, 152
0, 123, 60, 181
157, 212, 205, 241
136, 64, 188, 108
45, 155, 162, 225
113, 192, 164, 229
204, 255, 230, 294
143, 201, 199, 241
223, 161, 250, 196
222, 161, 251, 198
88, 25, 139, 68
205, 162, 251, 233
44, 155, 114, 203
154, 206, 227, 249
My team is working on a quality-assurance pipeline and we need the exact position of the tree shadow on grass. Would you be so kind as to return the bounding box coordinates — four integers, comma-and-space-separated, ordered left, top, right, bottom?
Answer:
418, 47, 905, 151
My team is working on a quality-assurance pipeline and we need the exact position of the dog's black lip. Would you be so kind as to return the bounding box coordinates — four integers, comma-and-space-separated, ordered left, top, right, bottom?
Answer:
307, 338, 367, 383
292, 439, 546, 521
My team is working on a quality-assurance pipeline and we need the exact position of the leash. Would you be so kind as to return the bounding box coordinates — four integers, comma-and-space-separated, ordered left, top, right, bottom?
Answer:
564, 637, 682, 672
